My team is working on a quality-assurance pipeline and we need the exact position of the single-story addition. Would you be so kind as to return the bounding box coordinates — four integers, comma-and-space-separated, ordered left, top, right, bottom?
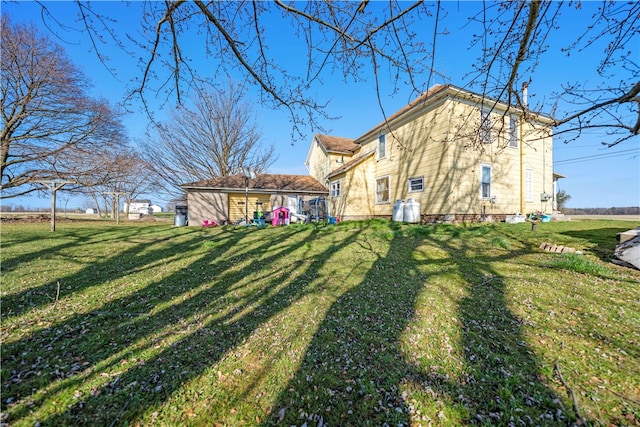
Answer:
181, 174, 328, 226
306, 83, 558, 222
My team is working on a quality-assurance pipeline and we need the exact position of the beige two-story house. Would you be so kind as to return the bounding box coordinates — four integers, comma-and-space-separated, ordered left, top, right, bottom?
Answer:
306, 84, 556, 222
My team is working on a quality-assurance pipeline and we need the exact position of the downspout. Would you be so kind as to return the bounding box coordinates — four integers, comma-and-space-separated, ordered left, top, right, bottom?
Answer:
520, 82, 528, 214
520, 123, 525, 214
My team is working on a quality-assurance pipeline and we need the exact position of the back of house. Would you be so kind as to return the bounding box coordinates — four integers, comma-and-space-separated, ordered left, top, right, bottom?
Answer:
306, 84, 555, 222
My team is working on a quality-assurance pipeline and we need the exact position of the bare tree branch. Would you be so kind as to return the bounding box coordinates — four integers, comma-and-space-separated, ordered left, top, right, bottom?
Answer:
1, 16, 125, 199
141, 82, 276, 198
21, 1, 640, 147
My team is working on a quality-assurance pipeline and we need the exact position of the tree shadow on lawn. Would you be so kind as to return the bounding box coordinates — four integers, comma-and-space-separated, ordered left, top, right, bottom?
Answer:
1, 224, 187, 318
265, 225, 573, 425
3, 224, 368, 425
2, 226, 244, 419
439, 231, 570, 425
560, 226, 632, 262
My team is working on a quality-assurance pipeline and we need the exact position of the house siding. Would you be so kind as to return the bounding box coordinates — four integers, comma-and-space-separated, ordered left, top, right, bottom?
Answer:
521, 124, 554, 212
306, 140, 328, 183
187, 191, 228, 226
307, 138, 355, 185
314, 86, 554, 221
228, 193, 272, 222
330, 155, 376, 220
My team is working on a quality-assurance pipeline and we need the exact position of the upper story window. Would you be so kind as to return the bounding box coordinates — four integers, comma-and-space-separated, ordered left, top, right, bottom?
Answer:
481, 164, 492, 199
509, 115, 519, 148
330, 180, 341, 198
480, 108, 492, 144
408, 176, 424, 192
375, 176, 390, 204
377, 134, 386, 159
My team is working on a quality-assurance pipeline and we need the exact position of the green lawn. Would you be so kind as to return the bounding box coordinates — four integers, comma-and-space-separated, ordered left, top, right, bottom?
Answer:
1, 219, 638, 426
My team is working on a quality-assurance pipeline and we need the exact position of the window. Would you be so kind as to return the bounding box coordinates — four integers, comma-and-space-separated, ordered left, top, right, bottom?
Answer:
481, 164, 492, 199
330, 180, 341, 198
376, 176, 390, 203
509, 115, 519, 148
525, 169, 534, 202
408, 176, 424, 192
377, 134, 386, 159
480, 108, 492, 144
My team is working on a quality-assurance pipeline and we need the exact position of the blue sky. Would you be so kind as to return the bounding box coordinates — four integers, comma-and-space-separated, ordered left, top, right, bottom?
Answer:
3, 1, 639, 210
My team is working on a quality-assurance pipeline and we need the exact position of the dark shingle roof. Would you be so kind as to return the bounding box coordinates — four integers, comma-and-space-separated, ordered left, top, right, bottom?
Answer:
182, 174, 328, 193
315, 135, 358, 153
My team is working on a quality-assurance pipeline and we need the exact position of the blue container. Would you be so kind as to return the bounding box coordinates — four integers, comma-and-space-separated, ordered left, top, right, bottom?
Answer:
328, 216, 337, 225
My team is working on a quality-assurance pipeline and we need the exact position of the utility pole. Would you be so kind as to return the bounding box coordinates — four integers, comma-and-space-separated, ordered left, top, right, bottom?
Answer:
36, 180, 75, 232
242, 168, 256, 224
103, 191, 127, 225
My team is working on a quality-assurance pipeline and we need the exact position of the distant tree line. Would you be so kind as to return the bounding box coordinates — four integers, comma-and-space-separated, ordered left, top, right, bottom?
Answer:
562, 207, 640, 216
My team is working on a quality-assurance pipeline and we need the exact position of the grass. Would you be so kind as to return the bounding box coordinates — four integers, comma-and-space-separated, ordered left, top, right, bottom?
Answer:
1, 218, 639, 426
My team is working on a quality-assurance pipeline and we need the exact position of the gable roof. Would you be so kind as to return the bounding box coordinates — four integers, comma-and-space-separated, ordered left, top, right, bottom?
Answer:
314, 134, 358, 153
182, 174, 328, 194
333, 84, 553, 146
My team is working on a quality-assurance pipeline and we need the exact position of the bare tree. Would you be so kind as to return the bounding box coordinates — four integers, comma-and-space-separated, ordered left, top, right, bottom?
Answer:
1, 15, 125, 199
78, 147, 154, 217
24, 1, 640, 147
462, 1, 639, 146
141, 83, 276, 198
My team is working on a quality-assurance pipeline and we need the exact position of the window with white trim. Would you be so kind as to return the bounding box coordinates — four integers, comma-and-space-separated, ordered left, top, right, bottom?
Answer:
509, 115, 519, 148
377, 134, 386, 159
481, 164, 492, 199
330, 180, 341, 198
408, 176, 424, 192
375, 176, 390, 203
480, 108, 492, 144
525, 169, 534, 202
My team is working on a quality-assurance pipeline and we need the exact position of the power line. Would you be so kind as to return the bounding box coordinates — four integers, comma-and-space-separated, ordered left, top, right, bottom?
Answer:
555, 148, 639, 165
554, 143, 608, 149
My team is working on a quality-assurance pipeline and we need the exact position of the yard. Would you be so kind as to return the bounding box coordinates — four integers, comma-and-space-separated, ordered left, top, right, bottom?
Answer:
1, 218, 639, 426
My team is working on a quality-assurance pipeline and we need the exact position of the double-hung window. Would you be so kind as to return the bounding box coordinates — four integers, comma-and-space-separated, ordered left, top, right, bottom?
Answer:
377, 134, 386, 159
408, 176, 424, 193
330, 180, 341, 198
376, 176, 390, 203
480, 164, 492, 199
509, 115, 519, 148
480, 108, 492, 144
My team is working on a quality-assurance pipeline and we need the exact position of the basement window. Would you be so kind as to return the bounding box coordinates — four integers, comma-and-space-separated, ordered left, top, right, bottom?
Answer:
408, 177, 424, 192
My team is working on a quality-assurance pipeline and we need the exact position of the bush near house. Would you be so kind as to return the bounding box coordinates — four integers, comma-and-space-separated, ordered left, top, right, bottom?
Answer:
1, 219, 638, 426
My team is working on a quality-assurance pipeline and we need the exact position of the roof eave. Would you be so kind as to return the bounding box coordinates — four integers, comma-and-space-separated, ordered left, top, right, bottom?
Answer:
326, 150, 375, 180
181, 184, 327, 194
